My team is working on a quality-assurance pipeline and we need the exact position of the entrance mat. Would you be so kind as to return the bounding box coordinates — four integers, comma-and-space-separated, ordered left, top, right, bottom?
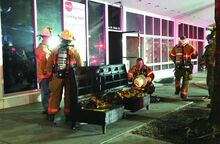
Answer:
131, 107, 220, 144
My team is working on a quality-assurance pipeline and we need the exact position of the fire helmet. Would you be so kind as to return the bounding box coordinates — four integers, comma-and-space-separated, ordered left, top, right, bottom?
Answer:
180, 35, 186, 40
206, 34, 213, 41
40, 27, 52, 37
59, 30, 74, 41
179, 36, 188, 45
134, 75, 147, 87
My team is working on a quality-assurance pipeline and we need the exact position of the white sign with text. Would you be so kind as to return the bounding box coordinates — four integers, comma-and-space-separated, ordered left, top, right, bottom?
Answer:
63, 0, 86, 64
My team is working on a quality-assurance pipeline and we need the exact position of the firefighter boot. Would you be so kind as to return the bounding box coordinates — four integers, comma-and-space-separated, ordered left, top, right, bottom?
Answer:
47, 114, 55, 122
207, 103, 212, 108
65, 114, 72, 123
180, 93, 187, 99
180, 89, 187, 99
175, 87, 180, 95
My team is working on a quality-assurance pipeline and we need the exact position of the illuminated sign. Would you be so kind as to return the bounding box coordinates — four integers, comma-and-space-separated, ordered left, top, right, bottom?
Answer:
63, 0, 86, 63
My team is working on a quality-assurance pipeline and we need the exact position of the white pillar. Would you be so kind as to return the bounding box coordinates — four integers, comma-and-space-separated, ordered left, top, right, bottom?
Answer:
0, 11, 4, 108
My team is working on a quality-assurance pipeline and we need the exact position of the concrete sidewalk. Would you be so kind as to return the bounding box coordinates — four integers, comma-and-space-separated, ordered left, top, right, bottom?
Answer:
154, 71, 208, 99
0, 72, 209, 144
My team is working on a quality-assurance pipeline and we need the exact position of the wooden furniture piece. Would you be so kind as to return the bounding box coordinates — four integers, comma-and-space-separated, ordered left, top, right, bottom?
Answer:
69, 64, 151, 134
69, 66, 124, 134
97, 64, 150, 112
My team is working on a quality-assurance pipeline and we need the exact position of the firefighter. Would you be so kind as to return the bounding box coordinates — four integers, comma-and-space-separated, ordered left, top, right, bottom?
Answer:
35, 27, 53, 114
46, 30, 82, 122
199, 32, 216, 107
169, 36, 198, 99
127, 58, 155, 94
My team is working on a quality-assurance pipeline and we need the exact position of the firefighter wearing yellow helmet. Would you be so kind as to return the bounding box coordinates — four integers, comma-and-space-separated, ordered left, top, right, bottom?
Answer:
35, 27, 53, 114
46, 30, 82, 122
128, 58, 155, 94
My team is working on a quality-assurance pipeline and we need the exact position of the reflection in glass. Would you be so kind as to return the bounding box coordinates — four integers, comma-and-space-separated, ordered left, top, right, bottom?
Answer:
178, 23, 183, 37
162, 64, 168, 69
126, 36, 143, 67
194, 26, 197, 39
1, 0, 37, 94
145, 37, 153, 64
169, 21, 174, 37
162, 19, 167, 36
145, 16, 153, 35
154, 38, 160, 63
198, 27, 204, 40
184, 24, 188, 37
168, 39, 174, 62
154, 18, 160, 35
126, 12, 144, 34
88, 1, 105, 66
198, 41, 204, 58
162, 39, 168, 62
154, 65, 161, 71
169, 63, 175, 69
37, 0, 62, 45
108, 6, 121, 30
189, 25, 193, 39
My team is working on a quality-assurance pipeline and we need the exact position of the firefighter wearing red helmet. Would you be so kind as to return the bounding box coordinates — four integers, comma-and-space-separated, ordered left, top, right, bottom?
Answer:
169, 36, 198, 99
35, 27, 53, 114
46, 30, 82, 122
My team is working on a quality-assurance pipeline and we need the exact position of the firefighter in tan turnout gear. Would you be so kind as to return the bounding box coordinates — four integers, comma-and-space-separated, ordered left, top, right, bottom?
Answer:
46, 30, 82, 122
199, 30, 216, 107
127, 58, 155, 94
35, 27, 53, 114
169, 36, 198, 99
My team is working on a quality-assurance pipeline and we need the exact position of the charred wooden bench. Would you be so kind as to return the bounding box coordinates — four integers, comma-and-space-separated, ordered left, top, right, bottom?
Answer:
69, 66, 124, 134
96, 64, 150, 112
69, 64, 150, 134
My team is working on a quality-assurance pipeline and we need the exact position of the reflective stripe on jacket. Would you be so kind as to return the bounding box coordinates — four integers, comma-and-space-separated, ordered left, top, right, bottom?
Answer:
169, 44, 198, 65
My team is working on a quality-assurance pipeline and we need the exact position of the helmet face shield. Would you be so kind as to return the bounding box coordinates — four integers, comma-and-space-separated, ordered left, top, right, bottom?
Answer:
206, 34, 213, 41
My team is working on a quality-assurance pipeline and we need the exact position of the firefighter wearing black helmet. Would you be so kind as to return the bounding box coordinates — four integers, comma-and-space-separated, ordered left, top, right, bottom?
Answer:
199, 31, 216, 107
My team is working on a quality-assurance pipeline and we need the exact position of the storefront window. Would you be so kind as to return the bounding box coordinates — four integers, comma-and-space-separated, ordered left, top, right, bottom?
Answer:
126, 36, 143, 67
108, 6, 121, 30
184, 24, 188, 38
162, 39, 168, 62
197, 41, 204, 57
145, 16, 153, 35
88, 1, 105, 66
169, 21, 174, 37
168, 39, 174, 62
154, 38, 160, 63
154, 18, 160, 36
145, 37, 153, 64
126, 12, 144, 34
37, 0, 62, 44
198, 27, 204, 40
178, 23, 183, 37
162, 19, 167, 36
1, 0, 36, 94
189, 25, 193, 39
193, 26, 197, 39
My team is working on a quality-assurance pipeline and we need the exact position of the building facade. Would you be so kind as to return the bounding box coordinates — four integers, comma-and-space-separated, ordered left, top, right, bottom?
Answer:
0, 0, 205, 109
